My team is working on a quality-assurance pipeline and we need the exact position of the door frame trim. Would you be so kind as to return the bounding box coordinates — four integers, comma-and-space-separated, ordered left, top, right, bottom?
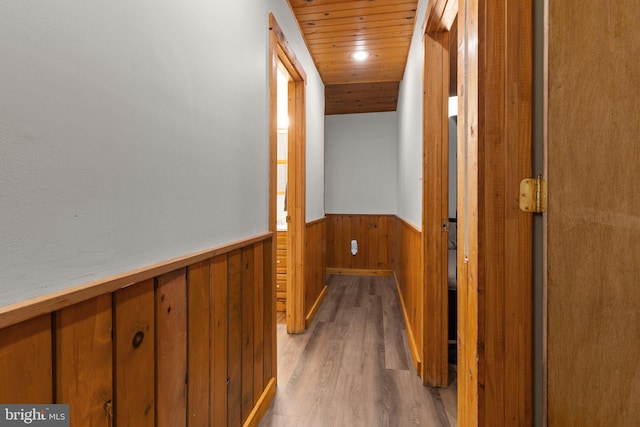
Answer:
269, 14, 307, 334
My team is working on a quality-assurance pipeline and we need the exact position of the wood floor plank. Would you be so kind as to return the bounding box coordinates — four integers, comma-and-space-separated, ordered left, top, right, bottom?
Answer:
260, 274, 457, 426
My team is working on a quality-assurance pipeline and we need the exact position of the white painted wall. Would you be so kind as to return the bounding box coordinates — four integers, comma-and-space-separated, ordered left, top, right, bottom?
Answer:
325, 112, 398, 214
305, 68, 326, 221
396, 0, 430, 229
0, 1, 324, 306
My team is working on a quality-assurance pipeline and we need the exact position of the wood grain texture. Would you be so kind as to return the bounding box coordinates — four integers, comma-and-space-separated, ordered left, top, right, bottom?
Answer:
55, 295, 112, 426
253, 242, 265, 405
276, 231, 287, 312
479, 1, 533, 425
261, 275, 456, 426
187, 260, 211, 425
423, 28, 451, 388
304, 217, 327, 324
287, 74, 307, 334
546, 1, 640, 425
286, 0, 418, 114
241, 248, 255, 423
0, 315, 52, 403
262, 237, 276, 384
327, 214, 395, 271
210, 254, 228, 427
114, 279, 155, 427
227, 250, 243, 427
291, 0, 417, 86
393, 216, 423, 375
425, 0, 458, 32
457, 1, 480, 424
0, 233, 276, 427
325, 82, 399, 115
155, 269, 188, 427
458, 0, 534, 424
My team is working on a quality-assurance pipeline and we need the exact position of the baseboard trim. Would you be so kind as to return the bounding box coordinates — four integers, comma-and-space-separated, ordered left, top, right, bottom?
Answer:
305, 284, 328, 328
394, 272, 422, 375
326, 268, 393, 277
243, 377, 277, 427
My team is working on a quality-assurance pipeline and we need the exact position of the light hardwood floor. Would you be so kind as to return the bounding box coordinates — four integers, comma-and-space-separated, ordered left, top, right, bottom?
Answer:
261, 275, 457, 427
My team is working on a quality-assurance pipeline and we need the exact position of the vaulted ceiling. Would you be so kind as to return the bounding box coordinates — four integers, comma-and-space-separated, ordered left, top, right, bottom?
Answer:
288, 0, 420, 115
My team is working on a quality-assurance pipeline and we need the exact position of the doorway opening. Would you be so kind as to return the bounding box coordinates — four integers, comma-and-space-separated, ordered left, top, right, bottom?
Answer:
275, 63, 290, 318
269, 14, 307, 335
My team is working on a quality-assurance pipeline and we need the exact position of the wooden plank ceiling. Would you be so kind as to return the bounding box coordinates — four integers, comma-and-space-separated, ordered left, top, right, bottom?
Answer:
288, 0, 420, 115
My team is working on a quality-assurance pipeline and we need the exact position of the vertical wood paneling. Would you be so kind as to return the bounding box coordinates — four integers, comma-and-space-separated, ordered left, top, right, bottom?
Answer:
424, 28, 451, 387
253, 242, 265, 404
482, 3, 507, 422
327, 214, 395, 271
394, 217, 424, 373
0, 315, 52, 403
263, 237, 275, 383
227, 250, 243, 427
0, 233, 276, 427
458, 0, 533, 424
187, 261, 211, 426
156, 269, 188, 427
241, 248, 255, 422
211, 254, 228, 427
114, 279, 155, 427
480, 1, 533, 425
56, 295, 112, 426
304, 218, 327, 323
458, 0, 480, 424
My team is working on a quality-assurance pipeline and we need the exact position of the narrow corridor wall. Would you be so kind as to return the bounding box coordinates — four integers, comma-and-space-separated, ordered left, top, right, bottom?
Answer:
0, 1, 324, 306
325, 112, 398, 214
396, 0, 430, 229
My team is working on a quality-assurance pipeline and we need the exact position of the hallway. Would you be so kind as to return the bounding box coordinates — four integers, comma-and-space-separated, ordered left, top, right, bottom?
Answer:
261, 275, 457, 426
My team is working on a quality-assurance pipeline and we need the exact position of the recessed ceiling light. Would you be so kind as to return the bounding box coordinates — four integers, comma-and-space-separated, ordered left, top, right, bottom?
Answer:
351, 51, 370, 61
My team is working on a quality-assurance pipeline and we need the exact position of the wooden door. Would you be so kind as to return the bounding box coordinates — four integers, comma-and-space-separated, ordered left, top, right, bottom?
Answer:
459, 0, 533, 424
545, 2, 640, 425
423, 28, 452, 388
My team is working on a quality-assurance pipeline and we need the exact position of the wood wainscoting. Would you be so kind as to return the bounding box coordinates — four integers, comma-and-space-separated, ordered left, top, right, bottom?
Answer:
0, 233, 276, 427
326, 214, 395, 275
304, 217, 327, 328
276, 231, 287, 312
394, 216, 424, 374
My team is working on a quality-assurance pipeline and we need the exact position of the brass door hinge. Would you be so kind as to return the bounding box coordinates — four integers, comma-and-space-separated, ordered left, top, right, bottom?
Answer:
519, 176, 547, 213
